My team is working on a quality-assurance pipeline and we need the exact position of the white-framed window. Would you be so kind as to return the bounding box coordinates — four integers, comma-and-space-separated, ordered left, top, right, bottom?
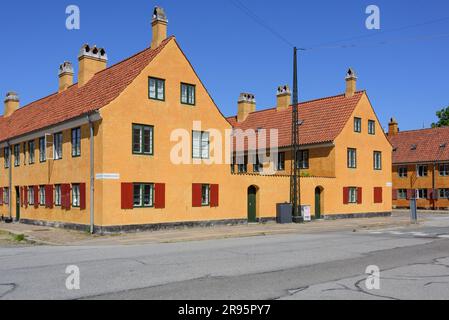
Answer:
417, 165, 428, 177
133, 183, 154, 208
349, 187, 358, 203
72, 184, 80, 207
398, 189, 407, 199
368, 120, 376, 135
28, 187, 35, 205
181, 83, 196, 105
398, 166, 408, 178
201, 184, 210, 206
416, 189, 428, 199
374, 151, 382, 170
192, 131, 210, 159
39, 186, 46, 206
55, 185, 61, 206
348, 148, 357, 169
439, 163, 449, 177
277, 152, 285, 171
439, 189, 449, 199
3, 187, 9, 205
54, 132, 63, 160
72, 128, 81, 157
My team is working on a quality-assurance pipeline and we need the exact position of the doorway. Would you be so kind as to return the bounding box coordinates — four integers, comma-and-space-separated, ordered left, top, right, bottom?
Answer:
248, 186, 258, 223
15, 186, 20, 221
315, 187, 323, 219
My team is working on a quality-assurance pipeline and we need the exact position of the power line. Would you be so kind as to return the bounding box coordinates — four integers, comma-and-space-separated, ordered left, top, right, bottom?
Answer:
304, 32, 449, 51
229, 0, 449, 52
304, 15, 449, 50
228, 0, 297, 48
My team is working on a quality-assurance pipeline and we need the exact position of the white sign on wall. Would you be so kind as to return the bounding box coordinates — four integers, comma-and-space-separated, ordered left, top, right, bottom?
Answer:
95, 173, 120, 180
302, 206, 312, 222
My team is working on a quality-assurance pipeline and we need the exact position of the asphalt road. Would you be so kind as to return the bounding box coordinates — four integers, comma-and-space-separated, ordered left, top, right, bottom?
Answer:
1, 216, 449, 300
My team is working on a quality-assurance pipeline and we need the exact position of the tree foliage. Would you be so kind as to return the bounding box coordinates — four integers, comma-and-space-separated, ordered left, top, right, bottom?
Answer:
432, 106, 449, 128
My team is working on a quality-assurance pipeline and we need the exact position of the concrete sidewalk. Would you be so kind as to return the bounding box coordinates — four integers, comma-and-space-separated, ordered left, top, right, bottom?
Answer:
0, 211, 429, 247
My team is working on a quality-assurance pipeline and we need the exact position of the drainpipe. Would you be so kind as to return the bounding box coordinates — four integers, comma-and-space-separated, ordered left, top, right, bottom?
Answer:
432, 162, 436, 211
87, 114, 95, 234
7, 141, 12, 220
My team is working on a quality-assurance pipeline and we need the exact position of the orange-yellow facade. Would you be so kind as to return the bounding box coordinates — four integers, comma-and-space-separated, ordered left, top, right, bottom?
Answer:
0, 7, 393, 232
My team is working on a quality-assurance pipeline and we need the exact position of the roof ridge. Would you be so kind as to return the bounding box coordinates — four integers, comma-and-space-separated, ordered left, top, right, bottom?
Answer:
13, 36, 175, 112
394, 126, 449, 135
94, 35, 175, 77
228, 90, 365, 118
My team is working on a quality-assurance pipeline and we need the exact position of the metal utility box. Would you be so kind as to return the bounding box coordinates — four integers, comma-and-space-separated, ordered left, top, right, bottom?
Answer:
277, 203, 293, 224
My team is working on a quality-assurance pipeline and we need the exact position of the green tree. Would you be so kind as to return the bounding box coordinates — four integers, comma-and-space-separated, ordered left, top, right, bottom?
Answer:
432, 106, 449, 128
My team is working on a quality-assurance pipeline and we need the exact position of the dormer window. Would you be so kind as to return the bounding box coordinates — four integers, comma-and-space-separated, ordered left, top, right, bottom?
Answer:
411, 144, 417, 151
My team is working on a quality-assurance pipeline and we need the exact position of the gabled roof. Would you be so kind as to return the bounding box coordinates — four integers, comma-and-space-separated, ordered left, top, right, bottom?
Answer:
0, 36, 174, 143
388, 126, 449, 164
227, 91, 365, 149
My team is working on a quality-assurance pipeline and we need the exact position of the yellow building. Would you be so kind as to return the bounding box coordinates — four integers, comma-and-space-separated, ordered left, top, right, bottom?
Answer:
0, 7, 392, 233
388, 119, 449, 210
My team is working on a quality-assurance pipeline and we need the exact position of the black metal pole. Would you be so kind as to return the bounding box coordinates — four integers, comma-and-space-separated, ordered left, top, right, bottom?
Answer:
291, 47, 301, 223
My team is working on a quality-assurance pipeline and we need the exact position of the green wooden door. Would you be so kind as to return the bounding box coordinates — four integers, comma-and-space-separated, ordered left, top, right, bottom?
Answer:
315, 187, 321, 219
248, 187, 257, 223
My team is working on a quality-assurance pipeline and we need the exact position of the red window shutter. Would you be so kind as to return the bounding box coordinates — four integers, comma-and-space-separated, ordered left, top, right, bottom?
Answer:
61, 184, 71, 210
406, 189, 414, 200
427, 189, 433, 200
79, 183, 86, 210
46, 185, 54, 209
357, 187, 363, 204
392, 189, 398, 201
0, 187, 3, 205
24, 186, 28, 208
343, 187, 349, 204
192, 184, 202, 207
121, 183, 134, 210
374, 187, 383, 204
34, 186, 39, 209
154, 183, 166, 209
210, 184, 219, 207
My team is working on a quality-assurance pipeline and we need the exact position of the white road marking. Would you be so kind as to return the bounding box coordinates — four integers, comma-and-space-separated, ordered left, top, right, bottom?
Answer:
438, 235, 449, 239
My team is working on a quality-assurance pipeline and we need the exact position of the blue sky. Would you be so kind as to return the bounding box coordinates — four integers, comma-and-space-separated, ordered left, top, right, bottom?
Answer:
1, 0, 448, 131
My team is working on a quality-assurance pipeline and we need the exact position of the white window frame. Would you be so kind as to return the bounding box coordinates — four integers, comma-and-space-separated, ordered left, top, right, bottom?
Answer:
398, 166, 408, 178
55, 185, 61, 206
39, 186, 46, 206
28, 187, 35, 205
417, 165, 428, 177
192, 131, 210, 160
348, 187, 358, 204
439, 163, 449, 177
416, 189, 428, 199
72, 184, 80, 207
201, 184, 210, 206
54, 132, 63, 160
398, 189, 407, 199
374, 151, 382, 170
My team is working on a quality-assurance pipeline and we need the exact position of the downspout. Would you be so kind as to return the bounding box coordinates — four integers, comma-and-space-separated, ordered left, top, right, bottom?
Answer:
7, 141, 12, 220
432, 162, 436, 211
87, 114, 95, 234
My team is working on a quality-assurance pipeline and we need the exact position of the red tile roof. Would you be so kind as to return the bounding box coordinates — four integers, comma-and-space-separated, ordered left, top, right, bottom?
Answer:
0, 36, 174, 143
227, 91, 364, 150
388, 126, 449, 164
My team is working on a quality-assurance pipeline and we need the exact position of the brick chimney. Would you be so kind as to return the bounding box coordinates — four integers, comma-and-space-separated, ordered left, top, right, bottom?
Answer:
388, 118, 399, 136
78, 44, 108, 87
3, 92, 19, 117
237, 93, 256, 123
345, 68, 357, 98
151, 7, 168, 48
58, 61, 74, 92
276, 85, 291, 111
